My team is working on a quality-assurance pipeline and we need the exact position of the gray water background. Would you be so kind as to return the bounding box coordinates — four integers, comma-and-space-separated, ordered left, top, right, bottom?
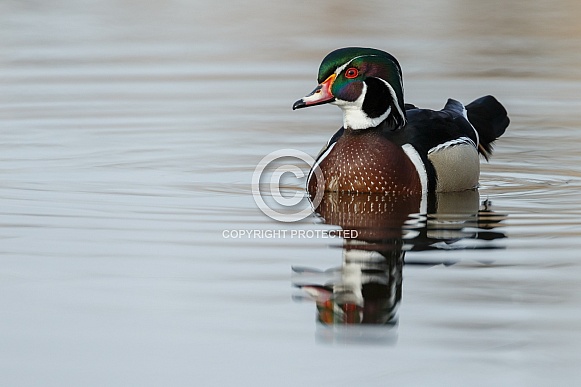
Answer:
2, 0, 581, 386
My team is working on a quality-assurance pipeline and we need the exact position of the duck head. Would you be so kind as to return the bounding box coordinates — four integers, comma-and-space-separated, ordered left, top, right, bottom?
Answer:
293, 47, 406, 130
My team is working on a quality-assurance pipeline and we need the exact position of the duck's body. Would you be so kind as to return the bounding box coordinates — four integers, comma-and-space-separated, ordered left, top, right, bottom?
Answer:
293, 47, 510, 196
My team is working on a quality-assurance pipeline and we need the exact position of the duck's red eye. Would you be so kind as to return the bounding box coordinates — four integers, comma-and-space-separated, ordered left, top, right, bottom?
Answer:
345, 68, 358, 79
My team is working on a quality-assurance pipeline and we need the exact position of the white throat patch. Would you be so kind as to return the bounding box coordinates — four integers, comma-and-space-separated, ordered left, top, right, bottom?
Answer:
332, 83, 392, 130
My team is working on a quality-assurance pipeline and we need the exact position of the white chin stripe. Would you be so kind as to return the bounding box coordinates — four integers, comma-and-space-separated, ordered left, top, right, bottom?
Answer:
334, 78, 404, 130
342, 106, 391, 130
335, 83, 392, 130
401, 144, 428, 194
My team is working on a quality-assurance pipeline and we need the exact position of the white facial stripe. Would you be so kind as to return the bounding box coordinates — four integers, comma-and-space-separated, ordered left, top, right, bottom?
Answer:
334, 54, 380, 75
335, 54, 403, 88
378, 78, 405, 125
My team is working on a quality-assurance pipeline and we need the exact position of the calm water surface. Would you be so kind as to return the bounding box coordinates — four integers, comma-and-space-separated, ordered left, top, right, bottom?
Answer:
1, 1, 581, 386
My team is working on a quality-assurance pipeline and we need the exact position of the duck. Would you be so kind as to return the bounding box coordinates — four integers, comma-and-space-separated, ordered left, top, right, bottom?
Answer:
292, 47, 510, 196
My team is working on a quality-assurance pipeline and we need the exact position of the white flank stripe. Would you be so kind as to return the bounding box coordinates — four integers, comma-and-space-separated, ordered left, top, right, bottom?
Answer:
307, 142, 336, 186
401, 143, 428, 194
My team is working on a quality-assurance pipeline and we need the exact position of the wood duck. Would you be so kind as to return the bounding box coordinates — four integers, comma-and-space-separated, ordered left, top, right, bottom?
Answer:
293, 47, 510, 196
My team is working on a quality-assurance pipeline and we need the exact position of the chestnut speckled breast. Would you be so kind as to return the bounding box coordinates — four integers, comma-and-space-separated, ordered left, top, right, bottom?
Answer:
307, 128, 421, 196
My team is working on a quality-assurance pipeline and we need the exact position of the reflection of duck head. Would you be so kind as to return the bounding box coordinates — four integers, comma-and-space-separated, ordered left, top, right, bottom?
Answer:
295, 192, 418, 326
294, 190, 506, 330
297, 241, 403, 325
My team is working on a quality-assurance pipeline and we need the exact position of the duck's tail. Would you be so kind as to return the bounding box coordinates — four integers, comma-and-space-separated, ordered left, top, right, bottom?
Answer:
465, 95, 510, 160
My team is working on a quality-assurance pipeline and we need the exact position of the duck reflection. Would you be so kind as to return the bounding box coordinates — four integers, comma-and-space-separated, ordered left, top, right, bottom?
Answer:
293, 190, 505, 330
